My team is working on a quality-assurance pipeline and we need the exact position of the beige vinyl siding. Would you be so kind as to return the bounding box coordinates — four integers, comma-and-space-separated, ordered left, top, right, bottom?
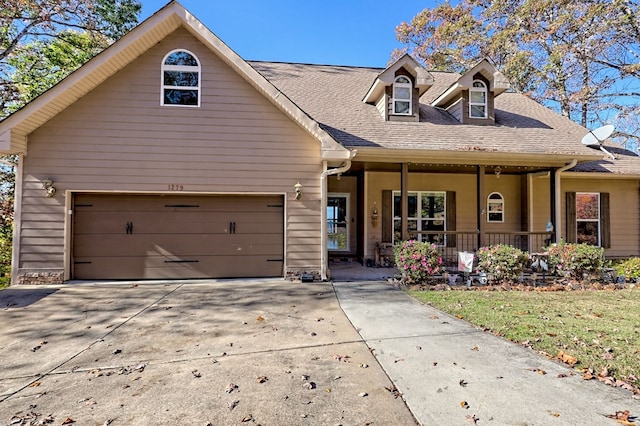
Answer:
531, 176, 640, 257
446, 98, 463, 123
18, 27, 323, 276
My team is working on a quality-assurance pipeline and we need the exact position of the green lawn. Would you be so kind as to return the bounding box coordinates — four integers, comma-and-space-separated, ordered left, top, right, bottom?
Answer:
408, 288, 640, 389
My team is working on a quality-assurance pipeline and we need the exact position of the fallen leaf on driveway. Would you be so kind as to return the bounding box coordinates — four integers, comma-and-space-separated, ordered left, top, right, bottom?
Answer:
29, 382, 41, 387
257, 376, 268, 383
228, 400, 239, 411
241, 414, 253, 422
605, 410, 637, 426
460, 401, 469, 409
256, 316, 264, 321
192, 370, 201, 378
302, 381, 316, 390
333, 354, 351, 362
62, 418, 75, 424
225, 383, 238, 393
466, 414, 478, 424
471, 346, 479, 351
385, 385, 402, 399
459, 379, 468, 387
394, 358, 405, 363
31, 346, 41, 352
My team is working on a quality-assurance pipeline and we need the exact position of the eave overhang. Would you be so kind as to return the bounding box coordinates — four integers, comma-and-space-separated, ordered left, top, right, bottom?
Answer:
351, 147, 601, 167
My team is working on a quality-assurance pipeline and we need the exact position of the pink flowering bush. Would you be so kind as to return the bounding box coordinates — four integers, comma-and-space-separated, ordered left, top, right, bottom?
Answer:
546, 240, 604, 279
476, 244, 528, 282
394, 240, 444, 284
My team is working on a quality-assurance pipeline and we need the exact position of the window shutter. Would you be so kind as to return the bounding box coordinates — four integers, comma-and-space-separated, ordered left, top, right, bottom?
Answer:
600, 192, 611, 248
446, 191, 456, 247
566, 192, 577, 243
382, 190, 392, 243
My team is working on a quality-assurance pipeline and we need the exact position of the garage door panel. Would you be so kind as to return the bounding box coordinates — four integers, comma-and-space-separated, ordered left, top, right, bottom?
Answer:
72, 194, 284, 280
74, 235, 283, 257
74, 212, 283, 235
74, 255, 283, 280
75, 194, 283, 213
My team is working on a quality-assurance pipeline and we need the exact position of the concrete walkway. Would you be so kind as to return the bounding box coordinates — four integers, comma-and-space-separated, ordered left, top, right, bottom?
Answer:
333, 281, 639, 426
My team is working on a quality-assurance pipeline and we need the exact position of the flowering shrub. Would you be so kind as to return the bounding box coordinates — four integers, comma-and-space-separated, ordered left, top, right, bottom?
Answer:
546, 241, 605, 279
394, 240, 443, 284
614, 257, 640, 281
476, 244, 528, 282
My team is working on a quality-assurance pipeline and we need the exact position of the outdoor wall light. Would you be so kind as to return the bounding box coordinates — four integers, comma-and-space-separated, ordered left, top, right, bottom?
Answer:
294, 181, 302, 200
371, 202, 378, 227
494, 166, 502, 178
42, 178, 56, 198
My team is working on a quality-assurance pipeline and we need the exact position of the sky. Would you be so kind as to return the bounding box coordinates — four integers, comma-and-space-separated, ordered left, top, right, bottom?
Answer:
140, 1, 436, 68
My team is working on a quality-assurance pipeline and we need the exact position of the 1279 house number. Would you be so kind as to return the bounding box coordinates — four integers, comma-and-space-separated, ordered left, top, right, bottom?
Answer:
168, 184, 184, 191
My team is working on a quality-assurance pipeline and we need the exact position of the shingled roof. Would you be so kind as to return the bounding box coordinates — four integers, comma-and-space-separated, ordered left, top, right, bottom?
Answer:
250, 61, 640, 176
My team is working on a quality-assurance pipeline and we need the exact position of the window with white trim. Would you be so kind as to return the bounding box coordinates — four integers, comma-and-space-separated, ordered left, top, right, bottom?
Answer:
487, 192, 504, 222
576, 192, 600, 245
393, 191, 446, 245
162, 49, 200, 107
392, 76, 412, 115
469, 80, 487, 118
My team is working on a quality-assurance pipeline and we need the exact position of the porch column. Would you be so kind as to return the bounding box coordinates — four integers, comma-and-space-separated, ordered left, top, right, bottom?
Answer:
549, 168, 556, 243
477, 165, 485, 247
401, 162, 409, 241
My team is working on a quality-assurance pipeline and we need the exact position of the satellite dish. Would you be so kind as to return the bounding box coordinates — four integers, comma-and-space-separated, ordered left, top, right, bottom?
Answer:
581, 125, 616, 160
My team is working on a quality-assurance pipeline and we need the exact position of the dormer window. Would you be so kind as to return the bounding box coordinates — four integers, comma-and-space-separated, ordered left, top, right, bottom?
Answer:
162, 49, 200, 107
469, 80, 487, 118
393, 76, 412, 115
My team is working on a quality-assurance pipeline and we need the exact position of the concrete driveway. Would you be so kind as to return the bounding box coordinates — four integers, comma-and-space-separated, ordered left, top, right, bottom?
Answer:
0, 280, 416, 425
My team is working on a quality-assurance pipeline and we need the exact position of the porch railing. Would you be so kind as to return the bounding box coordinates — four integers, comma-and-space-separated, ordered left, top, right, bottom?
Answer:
407, 230, 554, 269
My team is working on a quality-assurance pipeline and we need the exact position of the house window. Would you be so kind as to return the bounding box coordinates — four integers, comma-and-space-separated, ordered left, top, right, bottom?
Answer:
469, 80, 487, 118
327, 194, 349, 251
392, 76, 412, 115
487, 192, 504, 222
393, 191, 446, 245
576, 192, 600, 245
162, 49, 200, 107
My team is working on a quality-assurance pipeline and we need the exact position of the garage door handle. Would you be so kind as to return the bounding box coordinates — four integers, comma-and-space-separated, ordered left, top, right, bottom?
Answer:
126, 222, 133, 235
229, 221, 236, 234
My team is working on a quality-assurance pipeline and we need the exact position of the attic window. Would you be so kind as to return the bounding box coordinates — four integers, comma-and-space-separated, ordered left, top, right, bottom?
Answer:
393, 76, 412, 115
469, 80, 487, 118
162, 49, 200, 107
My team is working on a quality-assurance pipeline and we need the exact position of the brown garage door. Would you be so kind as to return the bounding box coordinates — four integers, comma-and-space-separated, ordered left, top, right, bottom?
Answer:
72, 193, 284, 280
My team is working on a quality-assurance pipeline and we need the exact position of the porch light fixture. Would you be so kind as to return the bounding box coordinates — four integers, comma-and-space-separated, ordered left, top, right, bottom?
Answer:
494, 166, 502, 178
42, 178, 56, 198
371, 202, 379, 227
294, 181, 302, 200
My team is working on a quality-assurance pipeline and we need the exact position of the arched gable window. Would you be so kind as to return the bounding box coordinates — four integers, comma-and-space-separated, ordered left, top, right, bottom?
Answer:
161, 49, 201, 107
487, 192, 504, 222
393, 76, 412, 115
469, 80, 487, 118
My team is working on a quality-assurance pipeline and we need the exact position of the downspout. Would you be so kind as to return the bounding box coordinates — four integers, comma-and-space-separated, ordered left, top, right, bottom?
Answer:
320, 151, 355, 281
554, 159, 577, 243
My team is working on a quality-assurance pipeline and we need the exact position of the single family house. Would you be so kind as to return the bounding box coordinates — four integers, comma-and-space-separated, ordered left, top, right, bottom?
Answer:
1, 1, 639, 285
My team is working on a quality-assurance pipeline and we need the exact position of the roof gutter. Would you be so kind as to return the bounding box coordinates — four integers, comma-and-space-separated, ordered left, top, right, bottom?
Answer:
320, 150, 356, 281
555, 159, 578, 243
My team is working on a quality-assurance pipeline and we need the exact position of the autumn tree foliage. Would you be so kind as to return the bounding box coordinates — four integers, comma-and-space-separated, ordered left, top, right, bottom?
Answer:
0, 0, 141, 281
394, 0, 640, 152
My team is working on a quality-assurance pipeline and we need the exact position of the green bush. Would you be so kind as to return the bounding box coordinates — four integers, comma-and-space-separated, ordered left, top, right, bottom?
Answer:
546, 241, 605, 279
476, 244, 528, 282
0, 232, 10, 289
394, 240, 444, 284
614, 257, 640, 280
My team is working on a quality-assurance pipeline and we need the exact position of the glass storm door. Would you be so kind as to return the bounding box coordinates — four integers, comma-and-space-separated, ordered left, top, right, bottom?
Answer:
327, 195, 349, 251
